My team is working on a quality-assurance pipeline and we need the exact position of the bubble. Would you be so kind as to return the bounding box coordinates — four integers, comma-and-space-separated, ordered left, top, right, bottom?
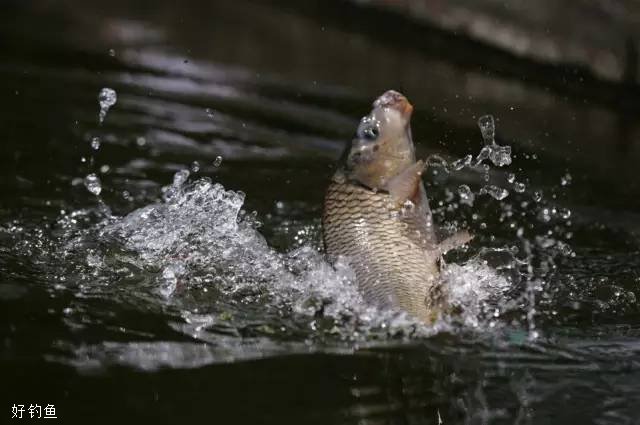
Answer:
98, 88, 117, 124
84, 173, 102, 196
191, 161, 200, 173
213, 156, 223, 167
90, 136, 101, 150
480, 185, 509, 200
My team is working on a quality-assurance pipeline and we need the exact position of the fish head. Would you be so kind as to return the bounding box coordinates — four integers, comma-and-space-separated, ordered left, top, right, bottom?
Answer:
339, 90, 417, 190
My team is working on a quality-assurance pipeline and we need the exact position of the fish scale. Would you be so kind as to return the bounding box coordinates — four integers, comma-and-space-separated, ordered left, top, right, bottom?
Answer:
323, 181, 442, 322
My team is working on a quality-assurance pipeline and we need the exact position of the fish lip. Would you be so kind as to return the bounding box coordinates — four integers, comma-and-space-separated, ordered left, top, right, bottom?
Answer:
373, 90, 413, 119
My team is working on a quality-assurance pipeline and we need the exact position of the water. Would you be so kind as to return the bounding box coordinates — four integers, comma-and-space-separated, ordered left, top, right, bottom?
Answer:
97, 88, 117, 124
2, 1, 640, 424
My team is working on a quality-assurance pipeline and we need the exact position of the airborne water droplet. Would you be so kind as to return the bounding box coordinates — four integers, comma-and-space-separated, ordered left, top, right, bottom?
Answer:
478, 115, 495, 144
514, 182, 526, 193
480, 185, 509, 200
84, 173, 102, 196
489, 144, 512, 167
458, 184, 475, 206
213, 156, 223, 167
532, 191, 543, 202
98, 88, 117, 124
450, 154, 473, 171
191, 161, 200, 173
90, 136, 101, 150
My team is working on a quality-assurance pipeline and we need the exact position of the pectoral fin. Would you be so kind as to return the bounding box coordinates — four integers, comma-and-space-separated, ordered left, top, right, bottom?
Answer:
437, 230, 474, 255
386, 160, 426, 206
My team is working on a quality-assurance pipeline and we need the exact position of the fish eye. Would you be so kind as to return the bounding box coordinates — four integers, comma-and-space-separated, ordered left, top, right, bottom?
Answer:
364, 126, 379, 140
358, 123, 380, 141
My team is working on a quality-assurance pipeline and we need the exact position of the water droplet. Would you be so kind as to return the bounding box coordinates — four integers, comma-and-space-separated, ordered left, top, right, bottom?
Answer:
514, 182, 526, 193
478, 115, 495, 144
108, 48, 116, 57
99, 165, 110, 174
205, 108, 215, 119
458, 184, 475, 206
475, 145, 491, 165
213, 156, 223, 167
450, 154, 472, 171
136, 136, 146, 147
506, 173, 515, 183
401, 200, 415, 215
538, 208, 552, 222
489, 144, 512, 167
98, 88, 117, 124
532, 191, 543, 202
560, 173, 572, 186
482, 164, 491, 182
191, 161, 200, 173
90, 136, 101, 150
84, 173, 102, 196
480, 185, 509, 200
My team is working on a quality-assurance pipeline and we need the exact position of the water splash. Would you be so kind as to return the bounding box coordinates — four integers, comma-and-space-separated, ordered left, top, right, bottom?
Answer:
98, 88, 117, 124
475, 115, 512, 167
85, 172, 510, 339
480, 185, 509, 201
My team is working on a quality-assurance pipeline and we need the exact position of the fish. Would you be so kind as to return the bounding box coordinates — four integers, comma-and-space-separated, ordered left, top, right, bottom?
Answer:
322, 90, 472, 323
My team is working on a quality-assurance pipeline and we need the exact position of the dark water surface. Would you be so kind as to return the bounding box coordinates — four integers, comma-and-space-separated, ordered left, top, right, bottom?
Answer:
2, 1, 640, 424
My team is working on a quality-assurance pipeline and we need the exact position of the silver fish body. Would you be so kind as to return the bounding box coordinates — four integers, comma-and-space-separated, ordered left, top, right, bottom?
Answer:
323, 180, 442, 322
321, 90, 470, 322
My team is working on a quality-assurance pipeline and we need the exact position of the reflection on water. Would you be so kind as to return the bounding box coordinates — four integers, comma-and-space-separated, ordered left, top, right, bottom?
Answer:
1, 1, 640, 424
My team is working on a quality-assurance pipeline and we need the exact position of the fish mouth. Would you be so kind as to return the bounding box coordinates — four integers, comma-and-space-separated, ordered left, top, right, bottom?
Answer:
372, 90, 413, 119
